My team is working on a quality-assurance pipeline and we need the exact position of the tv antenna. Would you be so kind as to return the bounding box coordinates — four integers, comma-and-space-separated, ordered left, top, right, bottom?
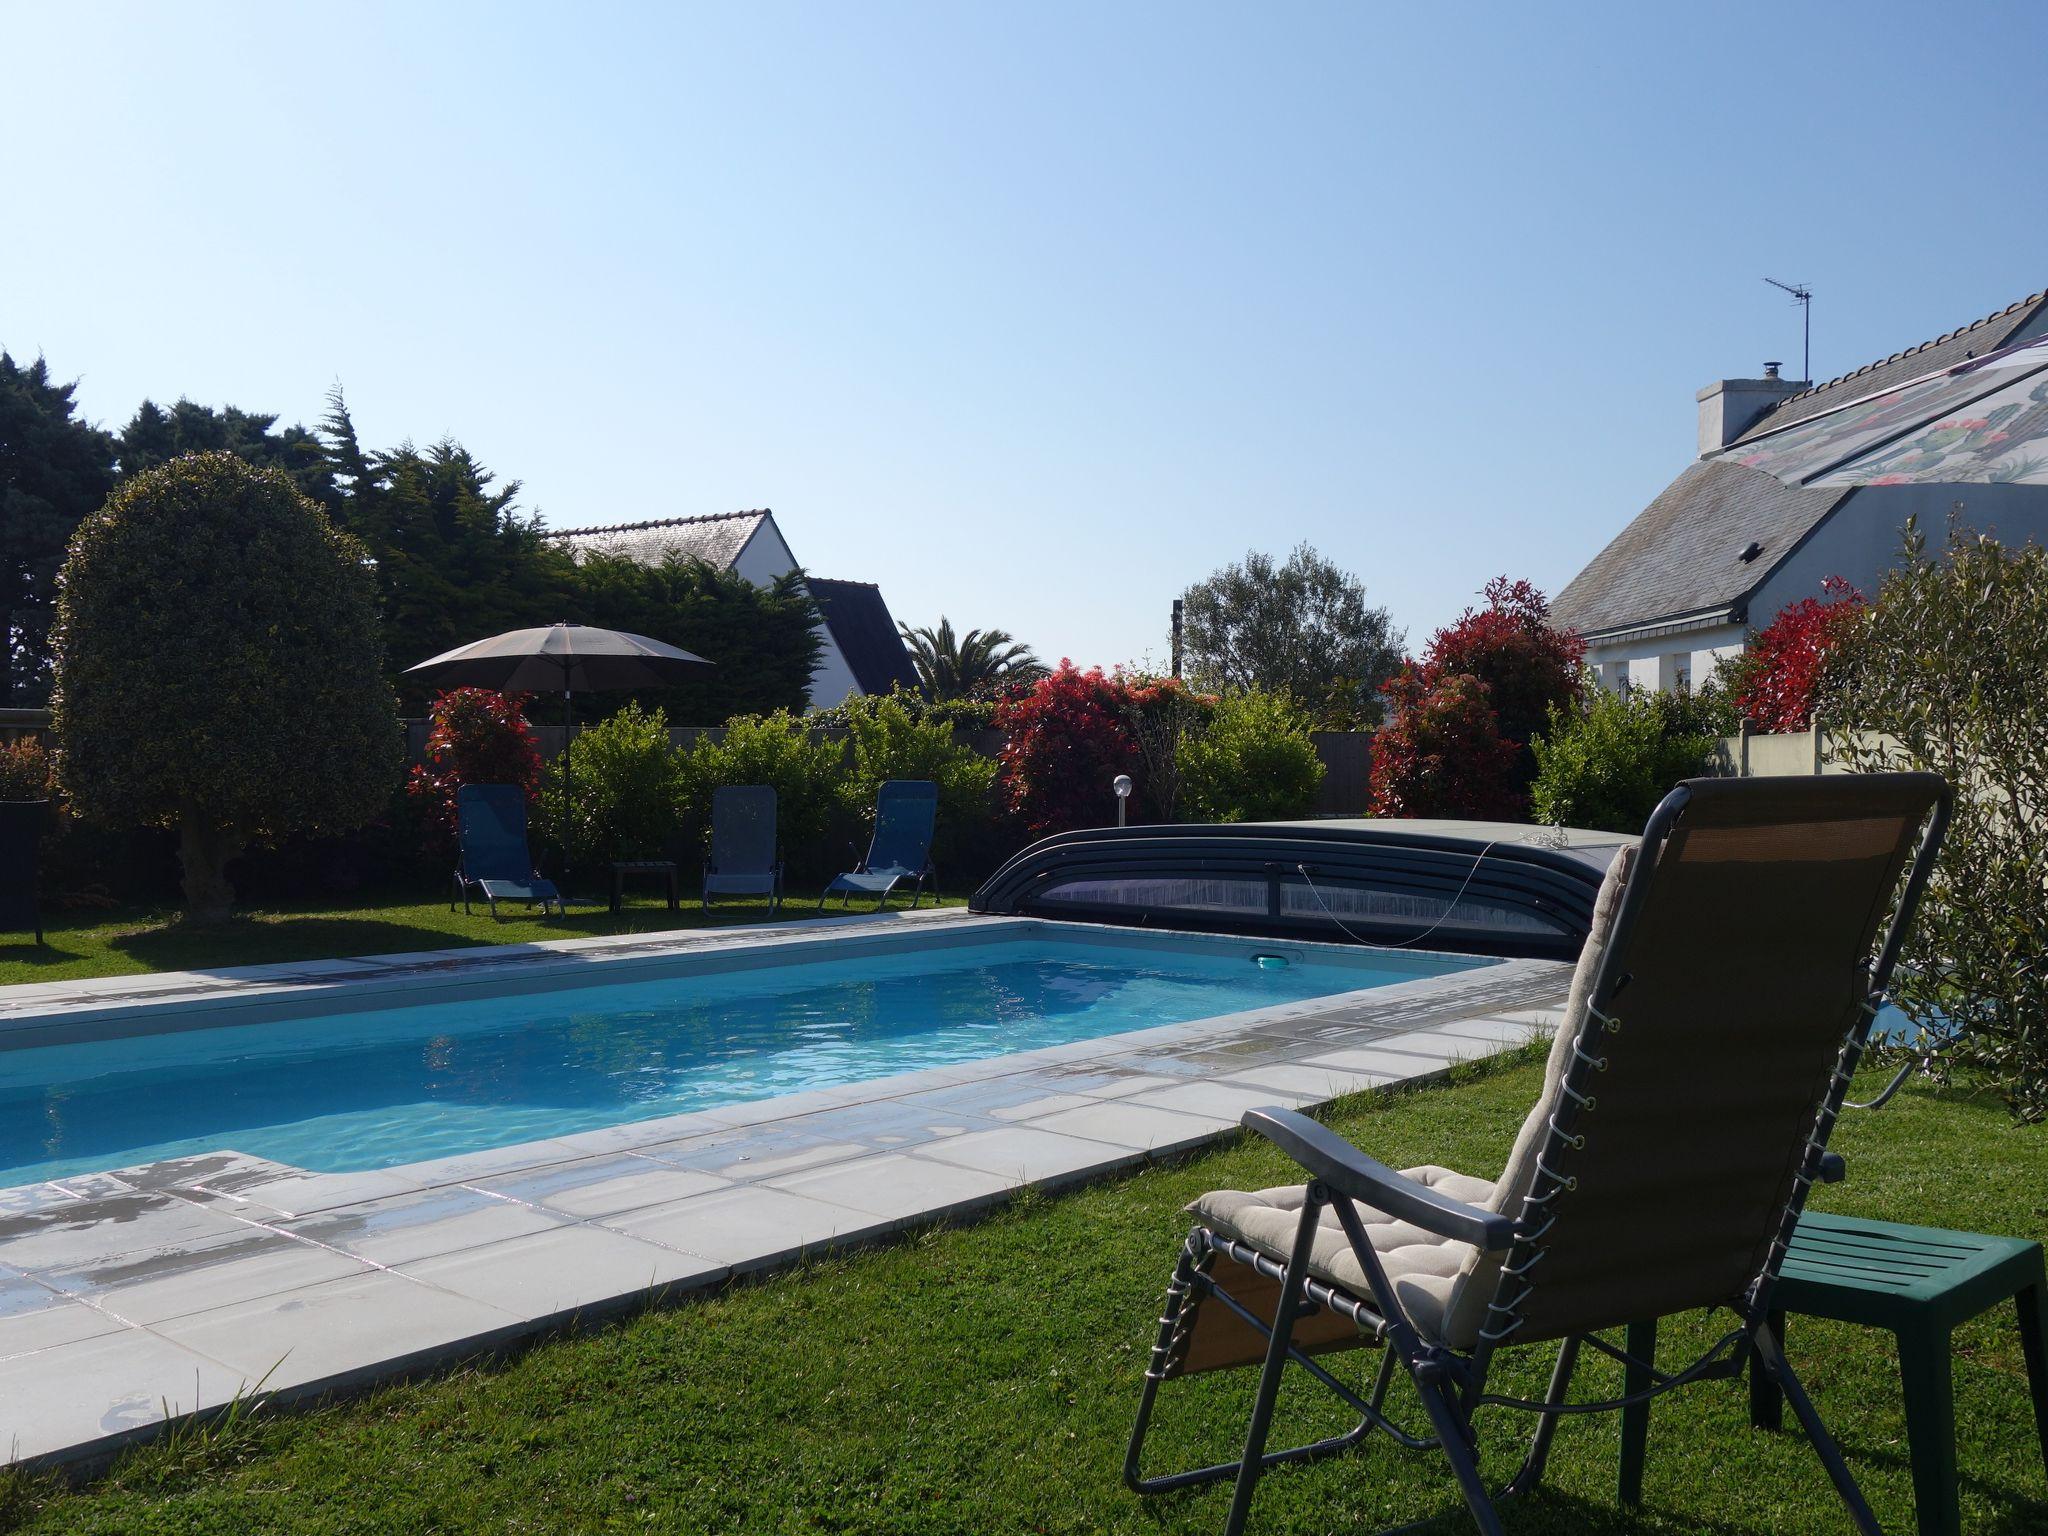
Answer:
1764, 277, 1811, 383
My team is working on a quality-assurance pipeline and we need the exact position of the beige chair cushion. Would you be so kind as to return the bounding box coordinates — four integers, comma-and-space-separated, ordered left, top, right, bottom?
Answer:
1188, 842, 1640, 1352
1189, 1166, 1495, 1344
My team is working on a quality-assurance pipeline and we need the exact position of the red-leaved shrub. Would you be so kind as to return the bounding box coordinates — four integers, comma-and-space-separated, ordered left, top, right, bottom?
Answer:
995, 662, 1147, 839
406, 689, 543, 849
1368, 671, 1522, 819
0, 737, 53, 801
1734, 577, 1866, 733
1370, 577, 1583, 817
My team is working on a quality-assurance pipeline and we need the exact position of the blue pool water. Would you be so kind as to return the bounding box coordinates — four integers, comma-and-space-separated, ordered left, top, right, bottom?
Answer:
0, 935, 1478, 1185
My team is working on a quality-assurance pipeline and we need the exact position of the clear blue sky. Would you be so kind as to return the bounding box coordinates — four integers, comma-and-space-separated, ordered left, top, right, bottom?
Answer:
7, 2, 2045, 670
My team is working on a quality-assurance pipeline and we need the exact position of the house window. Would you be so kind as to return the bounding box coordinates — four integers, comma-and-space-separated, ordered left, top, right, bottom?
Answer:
1672, 653, 1692, 691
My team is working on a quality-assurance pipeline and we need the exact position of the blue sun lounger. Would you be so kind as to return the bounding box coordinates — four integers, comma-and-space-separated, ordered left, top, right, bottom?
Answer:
452, 783, 561, 919
703, 784, 783, 912
820, 779, 938, 911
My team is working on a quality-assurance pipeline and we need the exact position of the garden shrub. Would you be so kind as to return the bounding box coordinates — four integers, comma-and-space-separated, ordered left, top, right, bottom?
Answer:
53, 452, 401, 922
1371, 577, 1583, 817
1728, 576, 1866, 732
680, 711, 846, 881
0, 738, 53, 801
1824, 523, 2048, 1122
1178, 691, 1324, 822
1119, 674, 1214, 823
1529, 687, 1721, 833
1368, 672, 1521, 819
833, 693, 1000, 880
540, 702, 686, 866
995, 663, 1147, 840
406, 689, 544, 853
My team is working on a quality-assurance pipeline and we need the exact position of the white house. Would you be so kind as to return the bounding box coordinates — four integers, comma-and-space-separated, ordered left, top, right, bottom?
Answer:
542, 510, 916, 709
1553, 286, 2048, 692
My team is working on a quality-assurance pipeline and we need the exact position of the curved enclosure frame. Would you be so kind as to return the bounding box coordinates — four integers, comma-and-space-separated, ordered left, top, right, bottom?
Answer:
971, 822, 1629, 963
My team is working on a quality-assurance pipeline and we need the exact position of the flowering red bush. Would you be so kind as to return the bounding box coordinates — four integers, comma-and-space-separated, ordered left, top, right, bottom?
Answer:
1418, 577, 1585, 751
405, 689, 543, 847
1368, 671, 1522, 818
1370, 577, 1583, 817
0, 737, 54, 801
1734, 578, 1866, 733
994, 662, 1148, 839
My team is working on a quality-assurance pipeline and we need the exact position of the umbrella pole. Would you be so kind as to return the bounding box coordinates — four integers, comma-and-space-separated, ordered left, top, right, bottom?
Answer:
561, 684, 574, 894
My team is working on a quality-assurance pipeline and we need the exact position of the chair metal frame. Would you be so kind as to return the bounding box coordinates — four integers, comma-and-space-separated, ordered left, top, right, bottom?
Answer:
1125, 779, 1951, 1536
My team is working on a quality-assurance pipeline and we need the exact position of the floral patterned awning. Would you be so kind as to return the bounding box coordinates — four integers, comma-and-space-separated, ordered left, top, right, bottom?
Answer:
1720, 335, 2048, 488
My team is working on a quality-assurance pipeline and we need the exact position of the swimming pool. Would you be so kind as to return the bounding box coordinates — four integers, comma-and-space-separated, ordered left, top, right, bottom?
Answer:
0, 924, 1484, 1186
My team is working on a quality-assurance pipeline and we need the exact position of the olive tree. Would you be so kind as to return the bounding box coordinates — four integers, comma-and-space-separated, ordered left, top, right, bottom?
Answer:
1824, 520, 2048, 1121
53, 452, 401, 922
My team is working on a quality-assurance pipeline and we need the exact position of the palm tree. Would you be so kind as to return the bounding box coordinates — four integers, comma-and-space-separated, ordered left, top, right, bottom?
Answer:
898, 618, 1048, 699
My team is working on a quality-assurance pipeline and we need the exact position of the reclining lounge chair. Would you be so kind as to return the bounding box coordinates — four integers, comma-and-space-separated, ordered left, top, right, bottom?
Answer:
1125, 773, 1950, 1536
702, 784, 783, 913
820, 779, 938, 911
451, 783, 562, 919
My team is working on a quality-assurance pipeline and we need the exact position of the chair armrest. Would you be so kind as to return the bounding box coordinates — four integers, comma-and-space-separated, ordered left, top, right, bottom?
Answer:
1241, 1107, 1515, 1251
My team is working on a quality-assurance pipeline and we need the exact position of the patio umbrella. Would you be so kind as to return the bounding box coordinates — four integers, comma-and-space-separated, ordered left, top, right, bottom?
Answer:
1723, 334, 2048, 489
405, 623, 714, 889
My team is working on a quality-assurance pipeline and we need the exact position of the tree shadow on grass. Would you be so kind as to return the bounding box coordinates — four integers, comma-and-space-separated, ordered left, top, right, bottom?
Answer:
0, 939, 86, 968
94, 894, 860, 978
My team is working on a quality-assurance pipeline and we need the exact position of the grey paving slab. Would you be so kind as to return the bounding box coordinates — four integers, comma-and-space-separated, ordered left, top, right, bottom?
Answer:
633, 1129, 869, 1182
278, 1187, 569, 1268
1219, 1062, 1396, 1099
1304, 1044, 1465, 1078
153, 1270, 524, 1395
912, 1125, 1147, 1186
398, 1227, 727, 1319
480, 1159, 732, 1221
0, 1294, 129, 1358
1023, 1100, 1237, 1154
599, 1185, 891, 1272
0, 1190, 262, 1272
1125, 1079, 1321, 1124
72, 1238, 375, 1328
192, 1166, 422, 1219
0, 1328, 246, 1462
765, 1152, 1018, 1223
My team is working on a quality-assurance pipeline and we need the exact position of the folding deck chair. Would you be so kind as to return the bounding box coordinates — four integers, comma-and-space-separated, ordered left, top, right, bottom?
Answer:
1125, 773, 1950, 1536
820, 779, 938, 911
702, 784, 783, 913
451, 783, 562, 919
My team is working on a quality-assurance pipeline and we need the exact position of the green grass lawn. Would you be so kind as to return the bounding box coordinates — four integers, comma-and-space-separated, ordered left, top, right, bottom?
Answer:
2, 1055, 2042, 1534
0, 889, 969, 988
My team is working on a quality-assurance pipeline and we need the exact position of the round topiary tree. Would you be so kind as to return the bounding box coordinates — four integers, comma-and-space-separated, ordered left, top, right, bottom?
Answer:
52, 451, 401, 922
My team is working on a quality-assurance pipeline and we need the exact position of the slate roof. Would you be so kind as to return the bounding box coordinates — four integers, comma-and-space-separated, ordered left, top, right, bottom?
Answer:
543, 510, 771, 569
1736, 290, 2048, 442
1555, 286, 2048, 638
1551, 460, 1850, 637
808, 578, 919, 695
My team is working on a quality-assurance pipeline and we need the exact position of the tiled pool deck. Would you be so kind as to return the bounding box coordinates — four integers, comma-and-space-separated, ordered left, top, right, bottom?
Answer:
0, 909, 1570, 1469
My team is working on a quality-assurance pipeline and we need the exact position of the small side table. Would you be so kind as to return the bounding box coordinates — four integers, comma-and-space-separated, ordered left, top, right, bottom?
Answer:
607, 860, 680, 915
1751, 1211, 2048, 1536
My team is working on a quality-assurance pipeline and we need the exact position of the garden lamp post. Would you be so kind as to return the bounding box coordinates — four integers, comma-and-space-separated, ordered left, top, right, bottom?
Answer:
1113, 774, 1133, 827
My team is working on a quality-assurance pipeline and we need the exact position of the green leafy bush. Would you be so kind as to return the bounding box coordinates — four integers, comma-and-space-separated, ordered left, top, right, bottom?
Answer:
1529, 687, 1722, 833
52, 452, 401, 921
833, 693, 1000, 878
1825, 521, 2048, 1121
680, 711, 847, 879
541, 702, 686, 866
1178, 691, 1324, 823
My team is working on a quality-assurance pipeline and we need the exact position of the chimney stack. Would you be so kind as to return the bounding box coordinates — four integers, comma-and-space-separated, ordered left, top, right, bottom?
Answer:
1697, 361, 1807, 456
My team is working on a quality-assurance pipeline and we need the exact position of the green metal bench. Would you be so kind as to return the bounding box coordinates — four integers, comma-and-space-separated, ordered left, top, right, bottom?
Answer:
1744, 1211, 2048, 1536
